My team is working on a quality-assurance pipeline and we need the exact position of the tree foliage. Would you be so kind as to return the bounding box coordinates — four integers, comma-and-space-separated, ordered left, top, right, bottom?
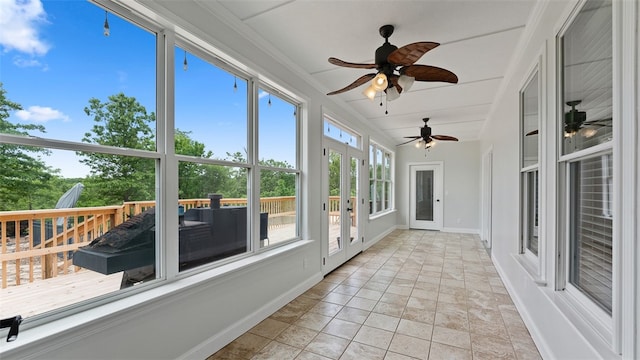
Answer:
1, 88, 297, 211
78, 93, 156, 203
0, 83, 54, 210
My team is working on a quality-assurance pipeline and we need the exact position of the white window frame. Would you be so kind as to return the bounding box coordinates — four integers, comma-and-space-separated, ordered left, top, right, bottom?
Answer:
517, 56, 547, 285
553, 0, 627, 352
368, 140, 394, 218
0, 0, 305, 328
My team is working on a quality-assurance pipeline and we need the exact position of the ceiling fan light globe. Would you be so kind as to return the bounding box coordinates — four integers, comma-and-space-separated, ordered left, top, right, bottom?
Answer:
386, 87, 400, 101
372, 73, 388, 91
580, 127, 598, 138
397, 75, 414, 92
363, 85, 377, 100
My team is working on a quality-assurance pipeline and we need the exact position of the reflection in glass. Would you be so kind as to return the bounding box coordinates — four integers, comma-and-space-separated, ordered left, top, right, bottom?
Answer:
569, 154, 613, 314
525, 171, 539, 255
561, 0, 612, 155
522, 72, 539, 167
415, 170, 434, 221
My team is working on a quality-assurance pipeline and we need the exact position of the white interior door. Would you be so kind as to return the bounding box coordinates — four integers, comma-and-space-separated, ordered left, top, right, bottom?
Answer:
410, 163, 443, 230
322, 138, 363, 273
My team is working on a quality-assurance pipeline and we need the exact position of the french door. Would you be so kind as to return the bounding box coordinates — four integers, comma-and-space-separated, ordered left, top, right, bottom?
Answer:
322, 138, 363, 274
409, 163, 443, 230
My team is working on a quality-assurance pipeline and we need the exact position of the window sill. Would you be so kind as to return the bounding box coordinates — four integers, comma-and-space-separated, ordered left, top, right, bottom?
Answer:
512, 253, 546, 286
0, 239, 314, 356
368, 208, 397, 221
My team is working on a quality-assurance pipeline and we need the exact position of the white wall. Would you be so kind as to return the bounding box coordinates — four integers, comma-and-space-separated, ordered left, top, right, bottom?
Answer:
0, 1, 398, 358
395, 140, 481, 233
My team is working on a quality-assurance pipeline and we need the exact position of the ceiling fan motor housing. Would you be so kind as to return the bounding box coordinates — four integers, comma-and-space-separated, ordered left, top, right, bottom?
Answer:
375, 43, 398, 77
420, 125, 432, 139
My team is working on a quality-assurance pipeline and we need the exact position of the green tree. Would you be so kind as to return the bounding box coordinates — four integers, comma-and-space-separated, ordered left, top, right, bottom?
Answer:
78, 93, 156, 204
259, 159, 295, 197
0, 83, 54, 210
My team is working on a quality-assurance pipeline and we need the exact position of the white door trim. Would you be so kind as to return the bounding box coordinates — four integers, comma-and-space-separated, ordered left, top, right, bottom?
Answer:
409, 162, 444, 230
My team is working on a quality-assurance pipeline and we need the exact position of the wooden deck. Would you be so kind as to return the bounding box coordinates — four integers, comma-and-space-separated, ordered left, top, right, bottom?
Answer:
0, 269, 122, 319
0, 222, 348, 319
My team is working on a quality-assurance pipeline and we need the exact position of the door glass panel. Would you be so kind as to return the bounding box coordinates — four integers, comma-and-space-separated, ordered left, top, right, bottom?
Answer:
349, 156, 358, 244
415, 170, 434, 221
328, 149, 342, 254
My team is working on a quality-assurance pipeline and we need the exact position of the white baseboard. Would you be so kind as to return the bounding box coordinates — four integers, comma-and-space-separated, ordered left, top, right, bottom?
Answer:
395, 225, 479, 234
492, 257, 552, 360
442, 227, 480, 235
364, 225, 397, 250
179, 272, 323, 359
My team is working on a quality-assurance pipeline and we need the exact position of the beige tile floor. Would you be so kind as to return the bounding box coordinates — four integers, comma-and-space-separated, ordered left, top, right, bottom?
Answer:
208, 230, 542, 360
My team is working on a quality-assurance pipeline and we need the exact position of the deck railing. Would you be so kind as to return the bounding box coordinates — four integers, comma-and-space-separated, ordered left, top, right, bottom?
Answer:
0, 196, 351, 288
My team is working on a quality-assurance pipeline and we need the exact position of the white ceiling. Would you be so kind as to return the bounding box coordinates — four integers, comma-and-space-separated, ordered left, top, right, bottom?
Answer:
207, 0, 537, 145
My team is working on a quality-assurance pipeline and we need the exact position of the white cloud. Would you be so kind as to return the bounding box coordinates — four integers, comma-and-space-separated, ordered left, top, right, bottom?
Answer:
13, 55, 47, 70
0, 0, 51, 55
258, 91, 269, 99
15, 105, 70, 123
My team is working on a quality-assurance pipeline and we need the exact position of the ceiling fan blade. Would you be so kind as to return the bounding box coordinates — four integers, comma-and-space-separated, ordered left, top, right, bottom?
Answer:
431, 135, 459, 141
403, 136, 421, 139
387, 42, 440, 66
402, 65, 458, 84
398, 137, 420, 146
526, 129, 539, 136
328, 57, 377, 69
327, 73, 376, 95
583, 117, 612, 125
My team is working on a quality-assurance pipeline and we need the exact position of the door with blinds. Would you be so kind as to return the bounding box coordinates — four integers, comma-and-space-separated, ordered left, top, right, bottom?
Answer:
409, 163, 443, 230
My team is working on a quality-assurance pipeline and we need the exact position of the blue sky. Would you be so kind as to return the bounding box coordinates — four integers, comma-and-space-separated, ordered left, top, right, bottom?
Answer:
0, 0, 296, 178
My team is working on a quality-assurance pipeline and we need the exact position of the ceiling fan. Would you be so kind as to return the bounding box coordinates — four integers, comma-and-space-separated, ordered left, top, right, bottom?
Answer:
526, 100, 612, 138
326, 24, 458, 101
398, 118, 459, 148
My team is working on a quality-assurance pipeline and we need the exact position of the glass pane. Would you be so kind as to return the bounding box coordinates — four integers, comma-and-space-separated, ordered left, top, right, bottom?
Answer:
522, 72, 539, 167
348, 156, 358, 244
260, 169, 297, 247
259, 90, 297, 167
178, 161, 248, 271
384, 181, 391, 211
375, 180, 383, 213
561, 0, 613, 155
525, 171, 539, 255
323, 118, 360, 149
376, 148, 383, 180
175, 46, 247, 161
384, 152, 391, 180
415, 170, 434, 221
369, 180, 375, 215
328, 149, 341, 254
569, 154, 613, 314
369, 145, 375, 180
1, 2, 156, 152
0, 146, 158, 318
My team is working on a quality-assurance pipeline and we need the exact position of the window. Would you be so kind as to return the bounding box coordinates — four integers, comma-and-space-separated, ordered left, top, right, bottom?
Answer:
520, 68, 541, 260
0, 1, 160, 317
0, 0, 301, 322
369, 141, 393, 216
558, 0, 613, 317
257, 88, 300, 247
